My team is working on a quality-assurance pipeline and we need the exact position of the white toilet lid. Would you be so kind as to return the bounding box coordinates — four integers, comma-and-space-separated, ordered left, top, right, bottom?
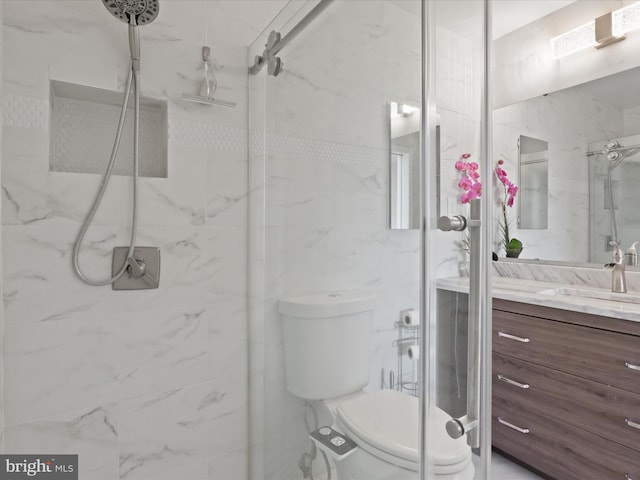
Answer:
335, 389, 471, 470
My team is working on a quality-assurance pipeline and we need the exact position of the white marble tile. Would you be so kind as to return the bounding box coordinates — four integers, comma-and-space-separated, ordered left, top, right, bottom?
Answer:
206, 150, 248, 228
208, 447, 248, 480
3, 224, 240, 324
3, 1, 120, 98
117, 380, 247, 480
3, 127, 211, 229
2, 126, 56, 225
208, 297, 248, 383
379, 1, 421, 103
4, 304, 208, 426
4, 404, 118, 480
135, 459, 208, 480
624, 105, 640, 136
204, 0, 289, 48
106, 226, 246, 314
3, 221, 117, 324
333, 160, 387, 231
264, 151, 334, 229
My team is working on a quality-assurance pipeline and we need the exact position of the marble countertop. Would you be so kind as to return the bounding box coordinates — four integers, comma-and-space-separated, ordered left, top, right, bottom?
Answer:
437, 276, 640, 322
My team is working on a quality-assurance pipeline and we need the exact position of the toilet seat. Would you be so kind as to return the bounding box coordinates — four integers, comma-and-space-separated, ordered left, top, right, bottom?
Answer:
334, 389, 471, 474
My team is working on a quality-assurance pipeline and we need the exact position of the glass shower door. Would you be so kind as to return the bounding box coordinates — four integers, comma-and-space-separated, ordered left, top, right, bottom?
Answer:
248, 1, 492, 479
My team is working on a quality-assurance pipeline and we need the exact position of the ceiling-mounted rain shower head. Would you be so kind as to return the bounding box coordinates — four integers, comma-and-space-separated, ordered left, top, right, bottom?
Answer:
102, 0, 159, 25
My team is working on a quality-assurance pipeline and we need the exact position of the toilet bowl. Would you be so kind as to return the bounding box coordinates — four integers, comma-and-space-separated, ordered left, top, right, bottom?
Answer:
324, 389, 473, 479
278, 291, 474, 479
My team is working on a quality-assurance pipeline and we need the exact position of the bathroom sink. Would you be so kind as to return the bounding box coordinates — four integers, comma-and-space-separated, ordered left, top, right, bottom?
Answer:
538, 287, 640, 304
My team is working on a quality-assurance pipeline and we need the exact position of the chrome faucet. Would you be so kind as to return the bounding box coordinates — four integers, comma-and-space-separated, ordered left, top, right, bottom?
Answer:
605, 241, 627, 293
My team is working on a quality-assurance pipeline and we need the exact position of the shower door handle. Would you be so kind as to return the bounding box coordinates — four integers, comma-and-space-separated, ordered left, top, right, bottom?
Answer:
443, 199, 481, 448
437, 215, 467, 232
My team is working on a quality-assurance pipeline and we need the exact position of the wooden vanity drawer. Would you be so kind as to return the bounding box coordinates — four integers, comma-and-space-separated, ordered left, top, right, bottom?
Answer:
493, 309, 640, 394
493, 352, 640, 450
493, 394, 640, 480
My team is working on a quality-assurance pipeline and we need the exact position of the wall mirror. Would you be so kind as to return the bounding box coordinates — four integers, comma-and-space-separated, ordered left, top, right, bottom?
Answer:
518, 135, 548, 230
389, 102, 421, 230
495, 66, 640, 264
493, 0, 640, 266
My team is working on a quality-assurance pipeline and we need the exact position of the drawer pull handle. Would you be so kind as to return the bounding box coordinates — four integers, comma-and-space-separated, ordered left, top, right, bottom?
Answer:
626, 362, 640, 371
498, 331, 530, 343
625, 418, 640, 430
497, 374, 530, 389
498, 417, 530, 434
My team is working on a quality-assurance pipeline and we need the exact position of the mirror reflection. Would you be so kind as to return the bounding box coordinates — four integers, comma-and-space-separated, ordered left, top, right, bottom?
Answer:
518, 135, 548, 230
588, 133, 640, 264
389, 102, 421, 230
494, 65, 640, 264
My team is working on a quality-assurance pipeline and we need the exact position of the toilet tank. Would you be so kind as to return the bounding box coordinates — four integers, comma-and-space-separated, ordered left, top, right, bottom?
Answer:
279, 291, 375, 400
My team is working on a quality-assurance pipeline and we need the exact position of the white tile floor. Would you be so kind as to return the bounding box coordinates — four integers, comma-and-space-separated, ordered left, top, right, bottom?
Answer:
492, 452, 543, 479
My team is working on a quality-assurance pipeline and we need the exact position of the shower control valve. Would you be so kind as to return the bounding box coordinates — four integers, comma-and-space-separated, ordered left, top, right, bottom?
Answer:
112, 246, 160, 290
126, 257, 146, 278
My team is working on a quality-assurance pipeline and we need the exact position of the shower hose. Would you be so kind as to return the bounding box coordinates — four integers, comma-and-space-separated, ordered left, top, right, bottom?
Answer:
72, 60, 140, 286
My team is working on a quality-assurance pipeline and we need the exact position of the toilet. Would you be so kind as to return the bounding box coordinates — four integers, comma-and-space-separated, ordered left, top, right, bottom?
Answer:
279, 291, 474, 480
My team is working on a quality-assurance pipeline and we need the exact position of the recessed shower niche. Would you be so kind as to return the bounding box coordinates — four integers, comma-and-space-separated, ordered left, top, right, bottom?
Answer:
50, 80, 168, 178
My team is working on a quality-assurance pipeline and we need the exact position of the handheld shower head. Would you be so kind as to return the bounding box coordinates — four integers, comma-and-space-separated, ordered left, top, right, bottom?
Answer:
102, 0, 159, 26
103, 0, 159, 71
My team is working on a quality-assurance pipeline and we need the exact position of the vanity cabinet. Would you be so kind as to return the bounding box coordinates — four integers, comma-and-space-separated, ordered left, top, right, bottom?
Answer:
492, 299, 640, 480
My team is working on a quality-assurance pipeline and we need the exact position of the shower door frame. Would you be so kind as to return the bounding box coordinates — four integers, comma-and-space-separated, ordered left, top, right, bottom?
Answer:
419, 1, 493, 479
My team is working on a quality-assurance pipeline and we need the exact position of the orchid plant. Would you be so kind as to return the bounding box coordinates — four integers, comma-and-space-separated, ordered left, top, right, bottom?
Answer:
455, 154, 482, 204
454, 155, 522, 257
495, 159, 521, 255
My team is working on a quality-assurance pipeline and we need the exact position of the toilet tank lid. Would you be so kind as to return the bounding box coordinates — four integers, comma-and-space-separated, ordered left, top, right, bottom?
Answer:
278, 291, 375, 318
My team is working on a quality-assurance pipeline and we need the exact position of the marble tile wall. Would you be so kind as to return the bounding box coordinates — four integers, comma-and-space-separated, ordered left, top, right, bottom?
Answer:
2, 1, 251, 479
248, 2, 483, 479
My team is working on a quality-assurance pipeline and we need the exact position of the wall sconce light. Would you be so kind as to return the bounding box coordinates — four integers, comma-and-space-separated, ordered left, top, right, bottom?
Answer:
613, 2, 640, 36
551, 2, 640, 59
594, 12, 625, 49
551, 20, 596, 58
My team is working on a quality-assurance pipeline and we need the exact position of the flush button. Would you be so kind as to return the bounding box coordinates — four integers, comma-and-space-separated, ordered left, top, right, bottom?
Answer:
319, 427, 331, 436
330, 436, 346, 447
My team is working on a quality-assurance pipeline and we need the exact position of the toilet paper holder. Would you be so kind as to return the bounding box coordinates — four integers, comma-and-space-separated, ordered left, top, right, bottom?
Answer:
389, 313, 420, 396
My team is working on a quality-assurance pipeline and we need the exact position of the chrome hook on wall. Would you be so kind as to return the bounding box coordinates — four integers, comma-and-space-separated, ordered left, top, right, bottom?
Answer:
182, 46, 236, 108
